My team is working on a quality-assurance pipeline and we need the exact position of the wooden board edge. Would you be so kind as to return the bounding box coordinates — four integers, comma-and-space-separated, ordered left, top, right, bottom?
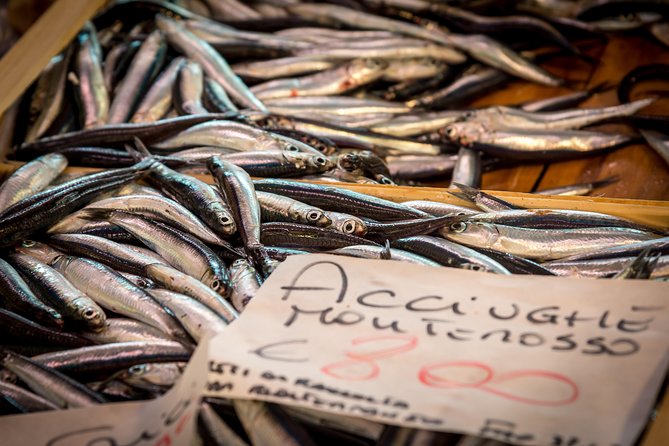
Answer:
0, 0, 107, 117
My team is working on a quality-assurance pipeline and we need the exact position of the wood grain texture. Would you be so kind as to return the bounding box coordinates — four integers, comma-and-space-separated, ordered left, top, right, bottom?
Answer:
534, 35, 669, 200
0, 0, 107, 117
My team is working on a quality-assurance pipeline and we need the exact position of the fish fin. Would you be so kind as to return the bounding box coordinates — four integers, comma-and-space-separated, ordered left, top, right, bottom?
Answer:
381, 240, 392, 260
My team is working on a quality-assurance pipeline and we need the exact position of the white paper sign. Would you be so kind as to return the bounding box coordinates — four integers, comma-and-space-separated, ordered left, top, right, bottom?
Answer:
205, 254, 669, 446
1, 338, 209, 446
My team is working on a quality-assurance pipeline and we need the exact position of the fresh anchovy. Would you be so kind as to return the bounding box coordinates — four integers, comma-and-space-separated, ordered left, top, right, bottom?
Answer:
145, 162, 236, 237
184, 17, 305, 49
8, 253, 106, 332
256, 114, 443, 156
253, 179, 429, 220
156, 15, 267, 111
393, 235, 511, 274
144, 263, 238, 322
0, 161, 153, 248
153, 120, 288, 152
1, 351, 105, 408
175, 60, 207, 115
536, 176, 619, 196
117, 362, 185, 390
257, 191, 331, 226
81, 318, 174, 344
131, 57, 186, 123
444, 122, 632, 159
234, 400, 317, 446
233, 57, 336, 80
546, 256, 669, 279
251, 59, 388, 100
330, 245, 441, 266
198, 151, 334, 178
85, 210, 232, 297
371, 111, 463, 137
0, 380, 60, 413
261, 222, 379, 249
203, 77, 239, 112
208, 156, 272, 274
466, 99, 654, 131
33, 341, 192, 375
17, 113, 238, 156
26, 49, 72, 142
402, 200, 478, 217
149, 289, 228, 341
288, 3, 463, 60
47, 234, 164, 276
229, 259, 261, 312
108, 30, 167, 123
0, 308, 88, 348
440, 222, 660, 261
457, 209, 658, 232
0, 154, 67, 212
53, 194, 231, 247
74, 25, 109, 128
0, 258, 63, 327
50, 255, 186, 340
199, 401, 250, 446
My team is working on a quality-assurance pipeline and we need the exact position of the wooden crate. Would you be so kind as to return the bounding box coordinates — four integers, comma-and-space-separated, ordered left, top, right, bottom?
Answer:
0, 1, 667, 444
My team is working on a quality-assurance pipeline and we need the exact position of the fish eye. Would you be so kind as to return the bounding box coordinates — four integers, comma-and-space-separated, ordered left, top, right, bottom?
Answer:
129, 365, 146, 375
82, 308, 98, 320
343, 221, 356, 233
219, 215, 231, 224
21, 240, 36, 247
307, 211, 321, 222
286, 144, 299, 152
211, 279, 221, 291
450, 222, 467, 232
314, 156, 327, 166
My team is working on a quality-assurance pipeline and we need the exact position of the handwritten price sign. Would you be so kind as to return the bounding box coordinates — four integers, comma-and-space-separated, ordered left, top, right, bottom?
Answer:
206, 254, 669, 446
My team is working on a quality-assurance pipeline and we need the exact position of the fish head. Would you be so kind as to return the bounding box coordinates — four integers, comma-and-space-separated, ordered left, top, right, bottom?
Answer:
14, 240, 64, 264
306, 153, 335, 172
442, 221, 499, 247
73, 299, 106, 332
444, 122, 485, 146
202, 268, 231, 297
330, 213, 367, 236
210, 203, 236, 235
304, 207, 332, 227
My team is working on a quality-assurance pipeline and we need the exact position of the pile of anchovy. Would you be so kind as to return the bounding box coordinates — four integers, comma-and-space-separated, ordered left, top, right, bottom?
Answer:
1, 0, 669, 445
